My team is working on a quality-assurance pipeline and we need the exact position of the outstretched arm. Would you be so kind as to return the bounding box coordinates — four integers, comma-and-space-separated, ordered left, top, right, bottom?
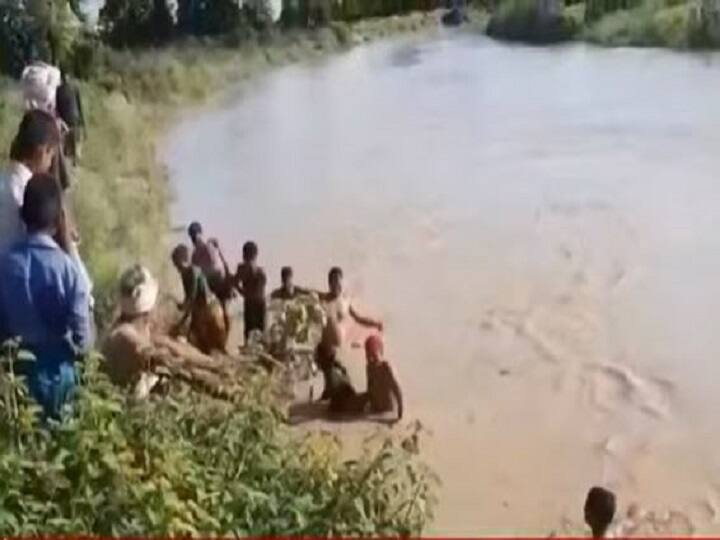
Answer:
176, 271, 198, 330
349, 305, 383, 331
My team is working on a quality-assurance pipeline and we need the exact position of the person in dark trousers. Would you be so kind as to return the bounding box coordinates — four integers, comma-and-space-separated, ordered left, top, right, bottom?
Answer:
584, 486, 617, 538
55, 70, 85, 166
234, 241, 267, 342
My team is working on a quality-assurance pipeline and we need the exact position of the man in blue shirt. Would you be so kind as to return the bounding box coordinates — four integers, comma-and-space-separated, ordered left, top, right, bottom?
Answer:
0, 173, 92, 419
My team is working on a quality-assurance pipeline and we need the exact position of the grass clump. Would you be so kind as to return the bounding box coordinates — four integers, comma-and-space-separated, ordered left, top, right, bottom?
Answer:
0, 351, 438, 535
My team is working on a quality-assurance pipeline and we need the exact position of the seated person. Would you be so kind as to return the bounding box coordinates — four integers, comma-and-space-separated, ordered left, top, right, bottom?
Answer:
314, 338, 363, 415
171, 244, 228, 354
271, 266, 311, 301
360, 335, 403, 420
103, 265, 162, 398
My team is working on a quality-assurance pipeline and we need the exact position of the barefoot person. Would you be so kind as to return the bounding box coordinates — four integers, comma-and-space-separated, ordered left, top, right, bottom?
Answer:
234, 241, 267, 342
585, 486, 617, 538
171, 244, 228, 354
314, 335, 361, 415
319, 266, 383, 348
271, 266, 311, 301
187, 221, 233, 329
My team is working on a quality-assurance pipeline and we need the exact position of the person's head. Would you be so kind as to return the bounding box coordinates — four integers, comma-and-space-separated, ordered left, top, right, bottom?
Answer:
584, 486, 616, 538
365, 335, 384, 363
171, 243, 191, 271
187, 221, 203, 245
10, 109, 59, 174
328, 266, 343, 296
21, 62, 61, 112
281, 266, 293, 289
243, 241, 258, 265
21, 173, 62, 234
118, 264, 159, 321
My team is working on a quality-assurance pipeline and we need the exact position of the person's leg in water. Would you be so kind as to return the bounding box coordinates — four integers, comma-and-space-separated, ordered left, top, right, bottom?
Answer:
243, 298, 267, 343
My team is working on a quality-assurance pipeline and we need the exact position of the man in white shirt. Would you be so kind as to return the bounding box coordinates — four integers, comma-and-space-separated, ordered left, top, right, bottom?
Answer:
0, 110, 59, 253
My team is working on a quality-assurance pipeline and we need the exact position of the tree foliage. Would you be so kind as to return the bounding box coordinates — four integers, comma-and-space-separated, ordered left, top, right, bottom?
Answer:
100, 0, 174, 47
0, 1, 38, 77
0, 346, 438, 535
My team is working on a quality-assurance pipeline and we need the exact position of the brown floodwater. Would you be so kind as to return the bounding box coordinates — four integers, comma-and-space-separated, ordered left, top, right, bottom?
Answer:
164, 32, 720, 535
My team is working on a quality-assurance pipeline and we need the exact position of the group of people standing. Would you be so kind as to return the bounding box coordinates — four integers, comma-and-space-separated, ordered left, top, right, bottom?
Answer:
0, 62, 91, 419
0, 60, 403, 423
168, 220, 404, 421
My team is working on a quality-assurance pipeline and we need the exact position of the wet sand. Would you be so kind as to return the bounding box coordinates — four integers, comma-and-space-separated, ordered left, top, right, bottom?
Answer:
164, 33, 720, 535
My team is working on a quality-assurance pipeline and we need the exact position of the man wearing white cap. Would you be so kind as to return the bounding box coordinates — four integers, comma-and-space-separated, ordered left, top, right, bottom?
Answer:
102, 264, 162, 399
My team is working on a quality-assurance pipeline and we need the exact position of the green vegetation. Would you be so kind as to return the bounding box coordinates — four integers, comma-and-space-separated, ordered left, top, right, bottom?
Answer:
486, 0, 579, 42
0, 349, 438, 535
0, 6, 441, 534
486, 0, 720, 47
582, 0, 695, 46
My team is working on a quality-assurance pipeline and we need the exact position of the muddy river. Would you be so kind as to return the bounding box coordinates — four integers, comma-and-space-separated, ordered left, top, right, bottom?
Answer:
164, 32, 720, 535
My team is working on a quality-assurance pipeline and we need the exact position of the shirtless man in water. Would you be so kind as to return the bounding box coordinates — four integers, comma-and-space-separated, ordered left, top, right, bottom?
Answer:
319, 266, 383, 347
187, 221, 232, 329
234, 241, 267, 342
271, 266, 311, 301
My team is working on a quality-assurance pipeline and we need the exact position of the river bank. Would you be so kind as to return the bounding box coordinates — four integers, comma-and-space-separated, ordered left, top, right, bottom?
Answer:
0, 10, 442, 325
484, 0, 718, 49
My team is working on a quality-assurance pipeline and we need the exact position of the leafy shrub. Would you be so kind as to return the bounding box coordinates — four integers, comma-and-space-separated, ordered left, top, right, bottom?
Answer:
0, 348, 438, 535
487, 0, 579, 42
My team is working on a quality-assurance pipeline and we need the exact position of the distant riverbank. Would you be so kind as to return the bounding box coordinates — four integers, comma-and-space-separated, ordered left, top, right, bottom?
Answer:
485, 0, 718, 49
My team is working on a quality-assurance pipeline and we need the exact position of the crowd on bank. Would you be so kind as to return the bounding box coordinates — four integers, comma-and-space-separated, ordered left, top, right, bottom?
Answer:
0, 60, 403, 425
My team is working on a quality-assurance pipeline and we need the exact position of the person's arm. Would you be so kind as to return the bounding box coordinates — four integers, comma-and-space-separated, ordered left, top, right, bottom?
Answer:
67, 262, 92, 355
75, 87, 86, 133
349, 304, 383, 331
176, 269, 198, 329
387, 364, 404, 420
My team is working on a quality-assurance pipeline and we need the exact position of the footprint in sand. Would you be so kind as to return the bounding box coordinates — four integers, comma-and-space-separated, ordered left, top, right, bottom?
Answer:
583, 362, 674, 420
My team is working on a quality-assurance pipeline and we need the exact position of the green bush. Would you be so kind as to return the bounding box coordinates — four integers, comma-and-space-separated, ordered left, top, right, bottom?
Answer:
0, 350, 438, 535
583, 0, 691, 46
487, 0, 579, 42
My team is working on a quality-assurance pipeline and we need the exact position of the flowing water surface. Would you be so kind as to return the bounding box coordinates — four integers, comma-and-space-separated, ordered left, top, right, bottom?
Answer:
165, 32, 720, 535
